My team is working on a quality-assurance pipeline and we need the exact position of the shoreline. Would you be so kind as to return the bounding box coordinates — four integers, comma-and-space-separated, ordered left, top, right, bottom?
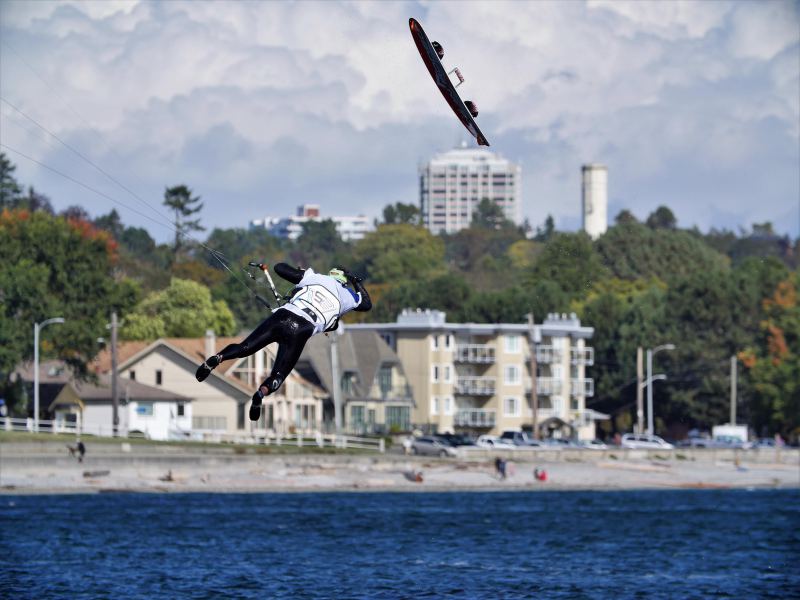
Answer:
2, 443, 797, 495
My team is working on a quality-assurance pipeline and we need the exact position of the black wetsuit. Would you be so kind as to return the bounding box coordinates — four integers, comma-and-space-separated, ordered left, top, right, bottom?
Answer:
196, 263, 371, 420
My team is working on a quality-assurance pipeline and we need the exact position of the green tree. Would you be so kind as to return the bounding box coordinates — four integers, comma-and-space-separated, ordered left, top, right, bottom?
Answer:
533, 215, 555, 241
163, 185, 204, 261
382, 202, 420, 225
0, 209, 140, 412
353, 224, 444, 283
528, 232, 608, 300
0, 152, 22, 207
472, 198, 511, 230
596, 221, 728, 282
122, 277, 236, 340
614, 209, 638, 226
290, 219, 349, 270
646, 206, 677, 229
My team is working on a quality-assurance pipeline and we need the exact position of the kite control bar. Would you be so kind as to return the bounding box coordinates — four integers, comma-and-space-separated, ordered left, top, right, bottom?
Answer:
245, 262, 283, 308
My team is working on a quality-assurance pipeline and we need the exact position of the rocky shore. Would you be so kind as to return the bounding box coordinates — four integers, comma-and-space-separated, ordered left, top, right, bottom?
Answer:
1, 440, 797, 494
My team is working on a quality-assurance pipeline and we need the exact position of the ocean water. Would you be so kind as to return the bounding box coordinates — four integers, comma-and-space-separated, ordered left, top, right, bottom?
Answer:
1, 489, 798, 599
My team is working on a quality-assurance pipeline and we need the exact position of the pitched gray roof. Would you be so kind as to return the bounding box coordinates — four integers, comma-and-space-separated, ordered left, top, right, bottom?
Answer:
297, 330, 403, 401
65, 374, 190, 403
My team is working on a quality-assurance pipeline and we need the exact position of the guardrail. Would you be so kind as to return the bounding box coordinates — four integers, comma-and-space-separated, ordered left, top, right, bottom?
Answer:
2, 417, 385, 452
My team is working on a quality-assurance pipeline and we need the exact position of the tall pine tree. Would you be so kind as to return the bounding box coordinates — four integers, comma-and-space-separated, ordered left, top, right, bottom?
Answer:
163, 184, 204, 262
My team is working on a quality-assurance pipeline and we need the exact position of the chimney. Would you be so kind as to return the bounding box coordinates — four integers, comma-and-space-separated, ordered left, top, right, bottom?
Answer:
205, 330, 216, 358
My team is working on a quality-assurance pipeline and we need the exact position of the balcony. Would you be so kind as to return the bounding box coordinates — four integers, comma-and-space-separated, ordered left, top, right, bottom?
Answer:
570, 378, 594, 397
369, 384, 414, 401
454, 409, 496, 428
535, 345, 562, 364
527, 377, 562, 396
571, 347, 595, 366
455, 376, 496, 396
455, 344, 495, 364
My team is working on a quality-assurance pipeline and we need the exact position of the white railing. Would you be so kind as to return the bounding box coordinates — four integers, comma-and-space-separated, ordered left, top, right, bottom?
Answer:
455, 344, 495, 364
531, 377, 562, 395
454, 409, 496, 427
570, 378, 595, 397
535, 345, 561, 363
571, 347, 595, 366
2, 417, 384, 452
455, 376, 496, 395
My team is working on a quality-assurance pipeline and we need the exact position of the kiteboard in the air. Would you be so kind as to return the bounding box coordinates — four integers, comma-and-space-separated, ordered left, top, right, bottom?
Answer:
409, 17, 490, 146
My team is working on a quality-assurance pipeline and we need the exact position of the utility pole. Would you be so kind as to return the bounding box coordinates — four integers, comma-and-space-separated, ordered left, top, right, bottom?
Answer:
636, 346, 643, 434
730, 355, 737, 425
111, 312, 119, 437
330, 328, 342, 438
527, 313, 539, 439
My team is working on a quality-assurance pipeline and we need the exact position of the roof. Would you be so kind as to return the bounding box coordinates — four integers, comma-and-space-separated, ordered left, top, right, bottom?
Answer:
13, 360, 73, 384
93, 335, 324, 397
296, 330, 404, 400
64, 374, 190, 403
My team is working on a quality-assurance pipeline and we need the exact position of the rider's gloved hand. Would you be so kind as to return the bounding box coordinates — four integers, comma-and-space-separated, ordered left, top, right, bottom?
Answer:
344, 269, 363, 283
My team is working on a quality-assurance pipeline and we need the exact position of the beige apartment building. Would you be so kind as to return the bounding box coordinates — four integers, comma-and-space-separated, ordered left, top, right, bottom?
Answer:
348, 309, 603, 440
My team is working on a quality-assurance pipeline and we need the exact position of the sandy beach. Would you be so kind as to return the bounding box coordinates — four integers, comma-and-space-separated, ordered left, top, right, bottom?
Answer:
1, 440, 798, 494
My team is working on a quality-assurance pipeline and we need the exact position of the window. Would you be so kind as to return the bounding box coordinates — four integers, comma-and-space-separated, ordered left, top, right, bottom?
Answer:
444, 365, 452, 383
351, 405, 365, 426
432, 365, 440, 382
431, 397, 439, 415
504, 397, 520, 417
378, 366, 392, 396
367, 409, 375, 426
192, 416, 226, 430
177, 403, 185, 417
432, 335, 439, 350
237, 403, 245, 429
341, 372, 356, 395
136, 402, 153, 416
386, 406, 411, 431
445, 334, 452, 349
505, 335, 521, 353
155, 370, 162, 386
129, 371, 136, 381
504, 365, 521, 385
444, 396, 453, 415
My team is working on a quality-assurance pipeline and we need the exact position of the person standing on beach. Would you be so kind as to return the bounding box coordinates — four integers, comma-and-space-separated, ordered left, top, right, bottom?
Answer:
196, 263, 371, 421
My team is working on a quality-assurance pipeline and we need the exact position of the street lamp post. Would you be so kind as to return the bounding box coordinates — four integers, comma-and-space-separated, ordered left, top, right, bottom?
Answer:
33, 317, 65, 432
647, 344, 675, 436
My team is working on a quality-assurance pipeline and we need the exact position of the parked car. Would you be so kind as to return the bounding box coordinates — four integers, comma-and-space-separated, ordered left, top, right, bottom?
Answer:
500, 430, 544, 447
476, 435, 517, 449
411, 436, 459, 457
579, 439, 608, 450
620, 433, 674, 450
542, 438, 578, 449
435, 433, 476, 447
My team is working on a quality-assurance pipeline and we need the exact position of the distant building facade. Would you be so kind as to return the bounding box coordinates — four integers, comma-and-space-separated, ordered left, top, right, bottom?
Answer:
419, 145, 522, 234
582, 164, 608, 240
250, 204, 372, 242
348, 309, 604, 440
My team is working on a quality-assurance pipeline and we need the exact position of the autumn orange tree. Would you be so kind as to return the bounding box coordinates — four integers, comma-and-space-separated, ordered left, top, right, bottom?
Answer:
740, 272, 800, 438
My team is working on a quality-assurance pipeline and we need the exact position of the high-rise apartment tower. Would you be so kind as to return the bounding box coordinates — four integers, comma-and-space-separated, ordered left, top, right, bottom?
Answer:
419, 145, 522, 234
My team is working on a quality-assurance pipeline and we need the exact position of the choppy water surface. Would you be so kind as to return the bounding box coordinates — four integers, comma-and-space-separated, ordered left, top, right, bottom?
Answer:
2, 489, 798, 599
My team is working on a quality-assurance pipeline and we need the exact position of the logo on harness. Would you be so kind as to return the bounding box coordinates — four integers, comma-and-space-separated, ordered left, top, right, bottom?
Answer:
290, 284, 342, 331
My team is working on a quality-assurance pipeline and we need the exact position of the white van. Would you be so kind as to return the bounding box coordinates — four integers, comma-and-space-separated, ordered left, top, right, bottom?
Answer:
621, 433, 674, 449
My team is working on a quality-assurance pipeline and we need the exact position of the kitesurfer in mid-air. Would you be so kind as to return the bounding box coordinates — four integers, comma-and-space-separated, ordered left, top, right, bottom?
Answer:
195, 263, 371, 421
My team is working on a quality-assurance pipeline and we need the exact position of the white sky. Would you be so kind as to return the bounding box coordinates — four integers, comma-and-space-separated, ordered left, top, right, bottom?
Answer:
1, 0, 798, 241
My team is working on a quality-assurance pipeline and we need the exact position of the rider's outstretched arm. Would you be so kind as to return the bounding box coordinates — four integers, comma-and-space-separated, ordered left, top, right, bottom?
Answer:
347, 274, 372, 312
274, 263, 304, 284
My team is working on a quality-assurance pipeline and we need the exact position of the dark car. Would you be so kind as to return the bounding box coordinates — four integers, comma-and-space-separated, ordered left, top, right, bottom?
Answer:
435, 433, 476, 447
500, 431, 543, 447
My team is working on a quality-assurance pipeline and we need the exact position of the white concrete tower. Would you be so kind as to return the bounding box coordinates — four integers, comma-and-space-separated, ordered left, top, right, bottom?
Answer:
581, 164, 608, 240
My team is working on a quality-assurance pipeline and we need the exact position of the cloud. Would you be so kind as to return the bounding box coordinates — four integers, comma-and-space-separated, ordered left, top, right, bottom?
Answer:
0, 0, 797, 241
